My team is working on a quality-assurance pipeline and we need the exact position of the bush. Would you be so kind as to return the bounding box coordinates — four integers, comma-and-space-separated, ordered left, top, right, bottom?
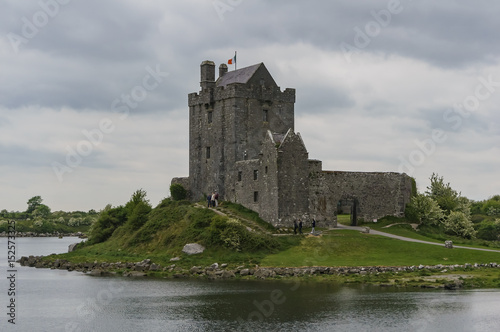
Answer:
170, 184, 187, 201
88, 206, 127, 244
476, 220, 500, 241
127, 201, 152, 230
443, 211, 477, 239
201, 216, 280, 252
405, 193, 444, 225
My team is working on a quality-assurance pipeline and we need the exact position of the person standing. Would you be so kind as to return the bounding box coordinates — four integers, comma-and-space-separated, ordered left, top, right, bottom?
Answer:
293, 220, 298, 235
298, 220, 303, 234
211, 192, 216, 207
207, 194, 211, 207
311, 218, 316, 234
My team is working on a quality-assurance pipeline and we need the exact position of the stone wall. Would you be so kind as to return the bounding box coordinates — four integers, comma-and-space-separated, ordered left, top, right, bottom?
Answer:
276, 130, 310, 227
309, 170, 413, 224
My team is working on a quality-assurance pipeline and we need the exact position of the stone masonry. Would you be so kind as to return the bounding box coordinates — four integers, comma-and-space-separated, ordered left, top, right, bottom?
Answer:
172, 61, 414, 227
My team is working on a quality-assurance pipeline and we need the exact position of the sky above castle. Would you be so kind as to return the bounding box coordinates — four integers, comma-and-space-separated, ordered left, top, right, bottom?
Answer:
1, 0, 499, 211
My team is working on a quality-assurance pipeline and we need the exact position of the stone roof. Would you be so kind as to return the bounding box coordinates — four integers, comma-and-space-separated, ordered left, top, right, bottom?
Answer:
216, 63, 263, 87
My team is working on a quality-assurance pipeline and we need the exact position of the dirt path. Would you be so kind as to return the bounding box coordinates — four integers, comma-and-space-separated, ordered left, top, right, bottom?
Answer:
194, 203, 271, 234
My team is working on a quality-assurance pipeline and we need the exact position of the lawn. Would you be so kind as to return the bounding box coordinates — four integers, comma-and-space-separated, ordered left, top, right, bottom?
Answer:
260, 230, 500, 267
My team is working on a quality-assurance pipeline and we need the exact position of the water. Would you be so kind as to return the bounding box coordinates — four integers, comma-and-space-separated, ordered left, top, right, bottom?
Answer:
1, 237, 500, 331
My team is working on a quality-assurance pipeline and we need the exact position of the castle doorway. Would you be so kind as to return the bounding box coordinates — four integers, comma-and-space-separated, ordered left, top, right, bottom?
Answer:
337, 197, 359, 226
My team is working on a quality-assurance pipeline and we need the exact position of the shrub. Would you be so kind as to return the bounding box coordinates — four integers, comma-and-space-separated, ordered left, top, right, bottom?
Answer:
88, 206, 127, 244
443, 211, 477, 239
405, 193, 444, 225
127, 201, 152, 230
170, 184, 187, 201
476, 220, 500, 241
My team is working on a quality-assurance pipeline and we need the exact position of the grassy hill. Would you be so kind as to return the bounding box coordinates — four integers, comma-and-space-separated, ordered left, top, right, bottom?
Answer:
52, 198, 500, 272
59, 199, 300, 268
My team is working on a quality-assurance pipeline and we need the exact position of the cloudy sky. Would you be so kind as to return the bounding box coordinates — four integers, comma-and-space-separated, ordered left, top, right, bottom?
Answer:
1, 0, 499, 212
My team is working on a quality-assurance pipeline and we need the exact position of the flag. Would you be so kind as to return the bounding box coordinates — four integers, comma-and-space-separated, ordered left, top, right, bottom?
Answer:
228, 52, 236, 65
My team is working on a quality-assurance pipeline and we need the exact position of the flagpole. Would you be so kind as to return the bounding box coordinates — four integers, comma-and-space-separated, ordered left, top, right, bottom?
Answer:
235, 51, 237, 70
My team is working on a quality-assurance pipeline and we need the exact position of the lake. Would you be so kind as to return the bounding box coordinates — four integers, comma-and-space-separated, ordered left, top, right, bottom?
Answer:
1, 237, 499, 331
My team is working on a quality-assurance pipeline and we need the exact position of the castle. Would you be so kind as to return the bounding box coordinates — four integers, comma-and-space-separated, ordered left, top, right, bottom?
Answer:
172, 60, 414, 227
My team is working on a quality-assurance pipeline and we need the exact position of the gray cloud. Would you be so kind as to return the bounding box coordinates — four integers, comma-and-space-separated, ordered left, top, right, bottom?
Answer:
1, 0, 499, 210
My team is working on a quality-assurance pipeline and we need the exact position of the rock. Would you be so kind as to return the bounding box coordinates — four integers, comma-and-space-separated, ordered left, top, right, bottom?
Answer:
170, 257, 180, 262
211, 263, 219, 269
361, 227, 370, 234
221, 270, 235, 278
182, 243, 205, 255
221, 263, 228, 268
124, 271, 147, 277
149, 263, 160, 271
254, 269, 273, 279
89, 269, 103, 276
445, 240, 453, 249
190, 266, 202, 274
240, 268, 250, 276
68, 243, 79, 253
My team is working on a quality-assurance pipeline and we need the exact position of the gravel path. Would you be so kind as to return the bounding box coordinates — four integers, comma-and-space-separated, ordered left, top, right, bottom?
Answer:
336, 224, 500, 253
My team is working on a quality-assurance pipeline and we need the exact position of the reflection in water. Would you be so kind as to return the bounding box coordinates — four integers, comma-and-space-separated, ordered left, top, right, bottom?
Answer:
1, 237, 499, 331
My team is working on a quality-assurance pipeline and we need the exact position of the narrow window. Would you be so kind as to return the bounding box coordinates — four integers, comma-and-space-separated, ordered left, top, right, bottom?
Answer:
206, 147, 210, 159
263, 109, 268, 122
238, 171, 242, 181
265, 166, 268, 174
254, 170, 258, 180
254, 191, 259, 202
207, 111, 213, 124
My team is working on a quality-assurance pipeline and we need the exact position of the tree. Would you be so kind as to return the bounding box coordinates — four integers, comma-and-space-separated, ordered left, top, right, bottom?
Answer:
405, 193, 444, 226
170, 183, 187, 201
476, 219, 500, 241
33, 204, 51, 219
26, 196, 43, 214
425, 173, 460, 213
125, 189, 151, 215
443, 211, 477, 239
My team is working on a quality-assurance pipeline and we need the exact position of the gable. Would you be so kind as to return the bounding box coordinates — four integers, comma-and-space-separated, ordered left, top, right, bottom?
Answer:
216, 63, 277, 88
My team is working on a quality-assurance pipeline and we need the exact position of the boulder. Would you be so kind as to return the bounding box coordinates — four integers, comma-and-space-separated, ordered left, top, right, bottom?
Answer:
182, 243, 205, 255
68, 243, 79, 253
445, 240, 453, 249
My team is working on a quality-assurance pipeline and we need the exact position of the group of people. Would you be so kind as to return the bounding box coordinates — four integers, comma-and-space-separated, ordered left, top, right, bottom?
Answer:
293, 218, 316, 235
207, 192, 219, 207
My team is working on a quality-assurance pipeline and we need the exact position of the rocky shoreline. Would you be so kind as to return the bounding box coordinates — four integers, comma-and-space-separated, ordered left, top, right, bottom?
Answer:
0, 231, 86, 238
18, 255, 500, 289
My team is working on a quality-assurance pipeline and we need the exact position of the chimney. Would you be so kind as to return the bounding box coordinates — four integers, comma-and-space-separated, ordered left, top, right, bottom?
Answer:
219, 63, 228, 78
200, 60, 215, 90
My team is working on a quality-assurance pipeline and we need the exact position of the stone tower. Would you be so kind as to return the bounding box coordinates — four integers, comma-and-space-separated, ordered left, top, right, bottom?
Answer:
172, 60, 414, 228
187, 61, 296, 201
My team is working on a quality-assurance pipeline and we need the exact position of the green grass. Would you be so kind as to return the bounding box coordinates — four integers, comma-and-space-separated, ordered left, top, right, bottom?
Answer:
366, 217, 500, 250
260, 230, 500, 267
49, 202, 500, 273
337, 214, 351, 226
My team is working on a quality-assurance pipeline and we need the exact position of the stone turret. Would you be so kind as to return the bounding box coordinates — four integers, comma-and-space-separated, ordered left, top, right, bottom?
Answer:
200, 60, 215, 90
219, 63, 228, 78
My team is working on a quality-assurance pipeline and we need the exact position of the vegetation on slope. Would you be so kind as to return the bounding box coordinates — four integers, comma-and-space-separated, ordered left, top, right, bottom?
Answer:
66, 190, 298, 268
